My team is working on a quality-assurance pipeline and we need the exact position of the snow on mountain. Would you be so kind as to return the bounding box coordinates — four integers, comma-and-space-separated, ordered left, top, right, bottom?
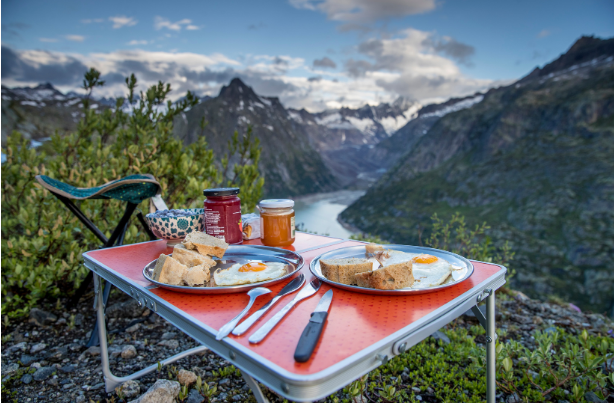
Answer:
419, 94, 484, 119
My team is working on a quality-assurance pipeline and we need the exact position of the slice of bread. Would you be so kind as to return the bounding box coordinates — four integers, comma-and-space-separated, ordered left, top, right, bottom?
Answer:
152, 254, 188, 286
355, 271, 373, 288
320, 258, 374, 285
182, 264, 211, 286
368, 261, 414, 290
182, 232, 228, 258
173, 244, 216, 268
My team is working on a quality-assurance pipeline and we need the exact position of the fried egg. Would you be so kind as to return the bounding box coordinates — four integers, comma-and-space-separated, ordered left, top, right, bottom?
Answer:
374, 250, 452, 289
214, 261, 287, 286
409, 254, 452, 289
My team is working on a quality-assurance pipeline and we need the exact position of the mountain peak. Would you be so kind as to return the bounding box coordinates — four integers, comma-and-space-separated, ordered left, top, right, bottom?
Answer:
218, 77, 259, 102
523, 35, 614, 81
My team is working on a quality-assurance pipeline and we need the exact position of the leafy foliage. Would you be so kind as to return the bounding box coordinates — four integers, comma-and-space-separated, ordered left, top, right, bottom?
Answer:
326, 326, 612, 403
1, 69, 263, 317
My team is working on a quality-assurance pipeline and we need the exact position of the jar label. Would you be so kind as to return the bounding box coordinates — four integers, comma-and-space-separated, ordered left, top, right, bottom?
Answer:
204, 203, 242, 243
291, 216, 295, 238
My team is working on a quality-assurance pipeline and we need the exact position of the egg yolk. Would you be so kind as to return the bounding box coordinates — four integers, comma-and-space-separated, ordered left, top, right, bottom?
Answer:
238, 262, 268, 272
413, 254, 438, 264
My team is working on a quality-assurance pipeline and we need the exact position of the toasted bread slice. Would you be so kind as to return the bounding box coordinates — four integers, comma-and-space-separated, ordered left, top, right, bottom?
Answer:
182, 232, 228, 258
355, 271, 373, 288
152, 254, 188, 286
320, 258, 373, 285
368, 261, 414, 290
182, 263, 211, 286
173, 244, 216, 268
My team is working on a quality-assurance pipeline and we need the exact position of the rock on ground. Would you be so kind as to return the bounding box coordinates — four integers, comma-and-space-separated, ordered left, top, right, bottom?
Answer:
116, 380, 141, 400
29, 308, 57, 326
121, 345, 138, 359
129, 379, 180, 403
177, 369, 197, 386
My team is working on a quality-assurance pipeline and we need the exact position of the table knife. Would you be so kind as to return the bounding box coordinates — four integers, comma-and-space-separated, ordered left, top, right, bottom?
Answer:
249, 278, 321, 344
232, 274, 305, 336
294, 289, 333, 362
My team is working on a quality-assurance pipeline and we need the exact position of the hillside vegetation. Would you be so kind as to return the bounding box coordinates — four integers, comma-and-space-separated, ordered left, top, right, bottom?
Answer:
341, 36, 614, 315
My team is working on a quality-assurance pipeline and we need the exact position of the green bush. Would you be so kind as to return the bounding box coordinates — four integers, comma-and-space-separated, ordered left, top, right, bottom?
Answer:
1, 69, 264, 317
330, 326, 613, 403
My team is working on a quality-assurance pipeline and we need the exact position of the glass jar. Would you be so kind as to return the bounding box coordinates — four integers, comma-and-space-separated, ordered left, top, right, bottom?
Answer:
258, 199, 295, 247
203, 188, 242, 244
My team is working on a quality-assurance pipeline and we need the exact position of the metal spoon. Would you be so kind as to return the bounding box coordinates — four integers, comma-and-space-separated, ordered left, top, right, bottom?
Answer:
216, 287, 271, 340
232, 274, 305, 336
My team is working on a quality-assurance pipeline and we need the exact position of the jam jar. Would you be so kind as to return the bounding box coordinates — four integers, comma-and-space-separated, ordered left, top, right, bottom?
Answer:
203, 188, 242, 244
258, 199, 295, 247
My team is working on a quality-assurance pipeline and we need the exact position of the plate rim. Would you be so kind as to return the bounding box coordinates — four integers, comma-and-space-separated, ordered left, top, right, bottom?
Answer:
143, 244, 304, 294
309, 244, 474, 295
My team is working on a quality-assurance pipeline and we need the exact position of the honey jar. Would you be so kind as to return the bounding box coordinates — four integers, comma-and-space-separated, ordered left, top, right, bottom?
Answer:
258, 199, 295, 247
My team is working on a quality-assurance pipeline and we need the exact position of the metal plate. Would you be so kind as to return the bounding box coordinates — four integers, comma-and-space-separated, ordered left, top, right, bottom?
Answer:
310, 244, 474, 295
143, 245, 304, 294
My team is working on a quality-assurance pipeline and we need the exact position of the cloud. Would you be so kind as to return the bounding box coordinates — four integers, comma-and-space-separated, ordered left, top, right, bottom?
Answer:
1, 45, 88, 86
289, 0, 436, 23
127, 40, 149, 46
537, 29, 551, 38
308, 76, 322, 82
39, 38, 58, 43
81, 18, 104, 24
154, 16, 199, 31
343, 28, 492, 100
109, 16, 138, 29
424, 36, 475, 66
65, 35, 85, 42
2, 23, 29, 40
248, 22, 266, 30
313, 56, 337, 68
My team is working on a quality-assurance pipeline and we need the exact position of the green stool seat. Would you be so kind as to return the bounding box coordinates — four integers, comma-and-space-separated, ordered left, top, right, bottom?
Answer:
35, 174, 161, 205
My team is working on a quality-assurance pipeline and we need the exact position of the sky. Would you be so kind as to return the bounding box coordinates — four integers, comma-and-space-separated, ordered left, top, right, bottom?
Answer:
2, 0, 613, 111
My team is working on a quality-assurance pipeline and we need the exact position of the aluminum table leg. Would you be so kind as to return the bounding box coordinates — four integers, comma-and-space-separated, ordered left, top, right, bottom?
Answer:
93, 274, 209, 393
241, 372, 270, 403
486, 290, 496, 403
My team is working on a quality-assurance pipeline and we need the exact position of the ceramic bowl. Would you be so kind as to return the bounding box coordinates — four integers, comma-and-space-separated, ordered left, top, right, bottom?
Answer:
145, 208, 204, 245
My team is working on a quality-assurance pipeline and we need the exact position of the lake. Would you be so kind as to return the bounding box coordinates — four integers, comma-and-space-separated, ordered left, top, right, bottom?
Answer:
293, 190, 365, 239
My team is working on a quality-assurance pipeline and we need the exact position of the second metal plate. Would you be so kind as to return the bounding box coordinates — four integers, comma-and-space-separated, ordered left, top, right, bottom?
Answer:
143, 245, 304, 294
310, 244, 474, 295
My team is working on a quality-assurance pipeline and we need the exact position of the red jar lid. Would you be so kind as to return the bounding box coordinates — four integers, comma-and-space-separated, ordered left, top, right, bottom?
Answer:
203, 188, 240, 197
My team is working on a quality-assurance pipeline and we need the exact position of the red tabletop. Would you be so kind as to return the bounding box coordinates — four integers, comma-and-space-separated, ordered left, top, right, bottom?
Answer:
85, 233, 504, 377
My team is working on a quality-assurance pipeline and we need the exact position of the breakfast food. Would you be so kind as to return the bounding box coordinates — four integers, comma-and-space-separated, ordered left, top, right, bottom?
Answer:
320, 258, 373, 285
320, 244, 456, 291
151, 229, 287, 288
153, 254, 188, 286
354, 261, 414, 290
410, 253, 453, 289
150, 209, 200, 218
183, 264, 211, 286
173, 244, 215, 268
214, 261, 287, 286
182, 231, 228, 258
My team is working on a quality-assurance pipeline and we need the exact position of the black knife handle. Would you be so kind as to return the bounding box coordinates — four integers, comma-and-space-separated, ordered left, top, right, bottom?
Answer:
294, 311, 328, 362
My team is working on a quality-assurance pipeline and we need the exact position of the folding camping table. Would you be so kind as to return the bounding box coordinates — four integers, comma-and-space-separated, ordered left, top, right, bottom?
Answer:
82, 232, 506, 402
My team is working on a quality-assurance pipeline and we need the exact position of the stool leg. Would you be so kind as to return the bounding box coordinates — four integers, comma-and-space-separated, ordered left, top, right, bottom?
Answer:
486, 291, 496, 403
241, 372, 270, 403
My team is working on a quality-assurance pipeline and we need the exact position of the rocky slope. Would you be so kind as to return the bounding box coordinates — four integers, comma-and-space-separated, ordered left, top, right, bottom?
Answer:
1, 83, 99, 146
173, 78, 338, 197
341, 36, 614, 315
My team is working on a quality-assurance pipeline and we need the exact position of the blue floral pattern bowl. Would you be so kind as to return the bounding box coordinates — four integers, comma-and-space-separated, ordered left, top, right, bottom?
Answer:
144, 208, 204, 245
